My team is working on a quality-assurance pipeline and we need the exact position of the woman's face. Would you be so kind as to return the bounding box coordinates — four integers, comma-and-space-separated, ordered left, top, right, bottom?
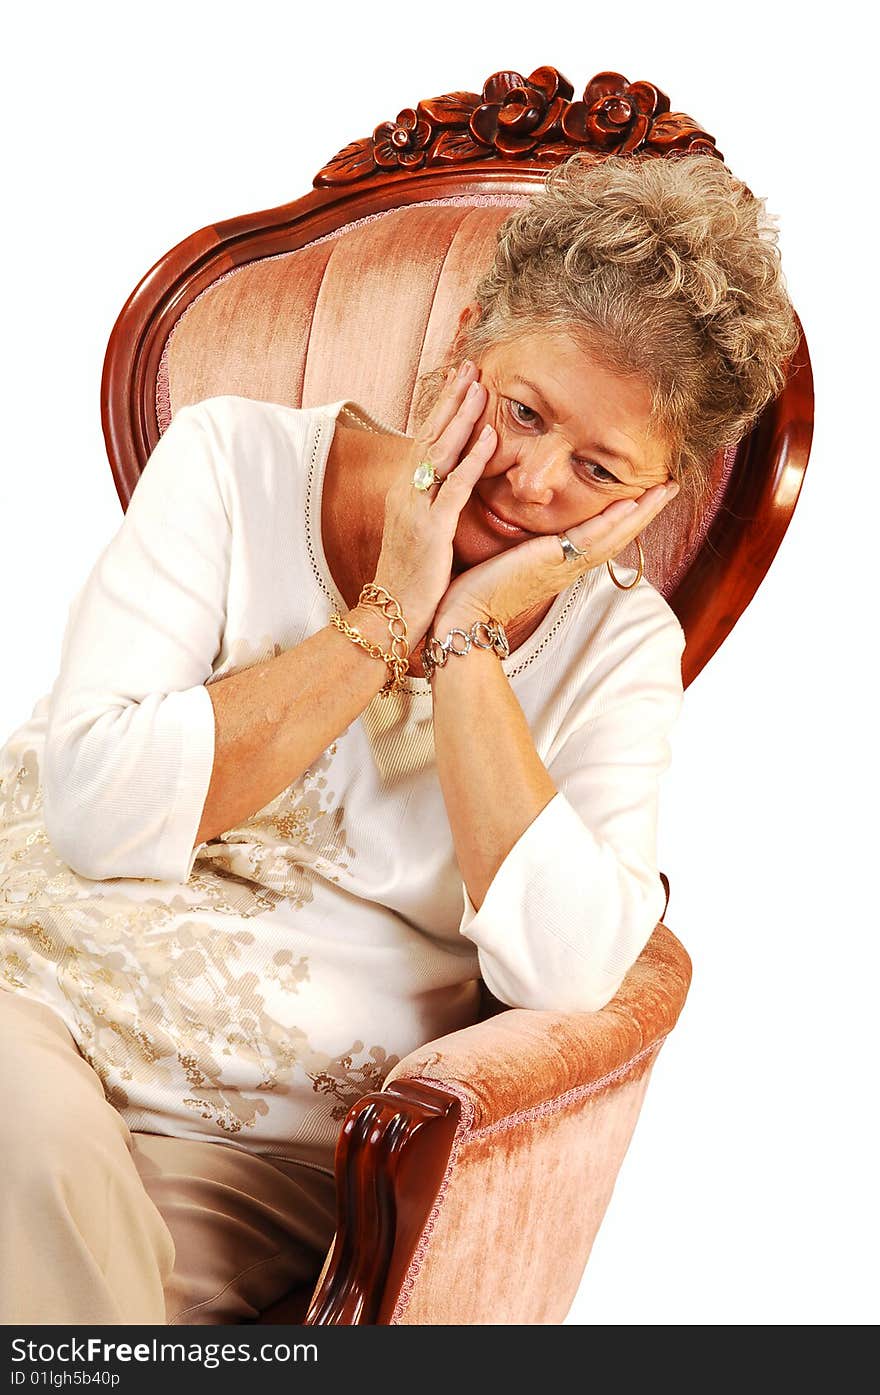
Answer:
451, 328, 673, 574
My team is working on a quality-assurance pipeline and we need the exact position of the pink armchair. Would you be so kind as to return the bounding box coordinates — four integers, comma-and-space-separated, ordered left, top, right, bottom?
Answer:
101, 65, 813, 1324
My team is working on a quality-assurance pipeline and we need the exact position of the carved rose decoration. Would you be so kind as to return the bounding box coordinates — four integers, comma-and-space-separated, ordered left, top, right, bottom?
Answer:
314, 66, 721, 186
561, 72, 669, 152
562, 71, 719, 157
372, 107, 433, 170
468, 66, 574, 156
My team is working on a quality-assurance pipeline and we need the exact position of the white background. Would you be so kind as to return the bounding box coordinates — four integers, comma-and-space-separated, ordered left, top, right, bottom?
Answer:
1, 2, 876, 1325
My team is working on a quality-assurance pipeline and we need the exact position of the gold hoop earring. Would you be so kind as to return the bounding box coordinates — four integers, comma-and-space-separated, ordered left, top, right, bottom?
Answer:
606, 538, 645, 591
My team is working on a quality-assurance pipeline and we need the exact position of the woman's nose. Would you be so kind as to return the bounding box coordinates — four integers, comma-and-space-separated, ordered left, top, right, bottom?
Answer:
507, 447, 569, 506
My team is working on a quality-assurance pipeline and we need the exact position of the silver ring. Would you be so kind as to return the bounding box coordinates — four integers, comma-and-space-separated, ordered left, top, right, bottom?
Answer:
412, 459, 439, 491
558, 532, 590, 563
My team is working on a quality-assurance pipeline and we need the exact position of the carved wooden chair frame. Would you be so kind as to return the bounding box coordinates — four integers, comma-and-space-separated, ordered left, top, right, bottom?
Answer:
99, 66, 814, 1324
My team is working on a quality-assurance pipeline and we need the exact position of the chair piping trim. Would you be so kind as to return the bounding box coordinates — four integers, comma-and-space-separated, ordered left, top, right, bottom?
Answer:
388, 1033, 666, 1323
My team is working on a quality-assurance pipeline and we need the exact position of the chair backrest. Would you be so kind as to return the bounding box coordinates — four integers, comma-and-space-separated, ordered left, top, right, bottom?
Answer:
101, 65, 813, 688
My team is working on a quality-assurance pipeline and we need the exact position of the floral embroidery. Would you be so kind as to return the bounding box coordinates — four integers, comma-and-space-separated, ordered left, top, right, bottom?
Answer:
307, 1044, 401, 1120
201, 741, 357, 905
0, 747, 43, 823
0, 659, 400, 1145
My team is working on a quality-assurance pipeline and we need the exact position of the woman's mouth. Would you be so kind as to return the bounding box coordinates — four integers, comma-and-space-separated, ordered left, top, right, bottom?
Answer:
473, 492, 533, 539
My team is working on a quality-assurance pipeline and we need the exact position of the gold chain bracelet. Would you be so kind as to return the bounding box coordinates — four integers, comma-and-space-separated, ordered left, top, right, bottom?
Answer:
329, 582, 411, 697
358, 583, 410, 692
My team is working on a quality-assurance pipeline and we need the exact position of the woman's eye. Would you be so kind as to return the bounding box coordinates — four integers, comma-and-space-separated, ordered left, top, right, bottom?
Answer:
507, 398, 539, 427
578, 460, 619, 485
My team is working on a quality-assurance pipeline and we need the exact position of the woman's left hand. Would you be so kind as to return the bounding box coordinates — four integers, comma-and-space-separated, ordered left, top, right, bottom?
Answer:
433, 479, 679, 631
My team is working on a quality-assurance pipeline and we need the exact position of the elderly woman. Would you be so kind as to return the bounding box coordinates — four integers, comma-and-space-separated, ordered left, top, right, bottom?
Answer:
0, 151, 797, 1324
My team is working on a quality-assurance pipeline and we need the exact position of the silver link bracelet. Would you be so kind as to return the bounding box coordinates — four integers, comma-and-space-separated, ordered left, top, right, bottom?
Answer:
422, 616, 511, 682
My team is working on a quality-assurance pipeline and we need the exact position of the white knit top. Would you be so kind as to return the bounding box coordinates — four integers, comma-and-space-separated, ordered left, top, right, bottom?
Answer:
0, 394, 685, 1174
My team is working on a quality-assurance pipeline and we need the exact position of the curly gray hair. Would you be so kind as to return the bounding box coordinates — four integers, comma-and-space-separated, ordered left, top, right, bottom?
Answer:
414, 150, 800, 507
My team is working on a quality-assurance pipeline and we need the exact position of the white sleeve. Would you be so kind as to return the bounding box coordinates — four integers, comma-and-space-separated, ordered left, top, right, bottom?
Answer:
456, 604, 685, 1013
42, 403, 230, 883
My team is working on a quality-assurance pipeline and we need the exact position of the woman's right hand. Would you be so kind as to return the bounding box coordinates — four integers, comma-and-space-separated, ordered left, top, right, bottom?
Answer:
371, 361, 495, 645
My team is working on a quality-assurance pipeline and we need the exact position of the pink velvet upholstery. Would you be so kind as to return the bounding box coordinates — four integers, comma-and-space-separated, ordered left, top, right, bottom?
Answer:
156, 196, 738, 599
393, 1065, 656, 1324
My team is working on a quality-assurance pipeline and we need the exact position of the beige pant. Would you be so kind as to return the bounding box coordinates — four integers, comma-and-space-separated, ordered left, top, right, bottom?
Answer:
0, 988, 338, 1326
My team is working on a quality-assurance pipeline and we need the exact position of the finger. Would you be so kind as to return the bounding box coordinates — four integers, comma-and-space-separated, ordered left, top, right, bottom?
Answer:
604, 483, 671, 525
607, 483, 678, 544
562, 483, 679, 557
415, 376, 485, 474
431, 423, 496, 519
427, 380, 489, 476
418, 361, 479, 448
